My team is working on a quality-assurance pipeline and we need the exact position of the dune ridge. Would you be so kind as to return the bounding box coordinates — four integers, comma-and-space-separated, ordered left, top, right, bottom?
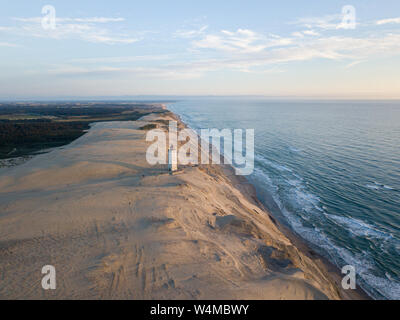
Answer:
0, 110, 368, 300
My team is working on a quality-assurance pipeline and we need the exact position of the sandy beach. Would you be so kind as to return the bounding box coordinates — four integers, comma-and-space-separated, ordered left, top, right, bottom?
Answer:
0, 109, 369, 300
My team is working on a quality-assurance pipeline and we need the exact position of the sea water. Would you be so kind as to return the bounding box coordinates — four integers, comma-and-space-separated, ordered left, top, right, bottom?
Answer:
168, 98, 400, 300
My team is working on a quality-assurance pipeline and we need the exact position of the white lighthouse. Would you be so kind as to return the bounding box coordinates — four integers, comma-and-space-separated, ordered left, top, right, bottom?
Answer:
168, 145, 177, 172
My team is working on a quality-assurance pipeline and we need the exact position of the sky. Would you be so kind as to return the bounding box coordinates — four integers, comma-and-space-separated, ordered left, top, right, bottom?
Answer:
0, 0, 400, 99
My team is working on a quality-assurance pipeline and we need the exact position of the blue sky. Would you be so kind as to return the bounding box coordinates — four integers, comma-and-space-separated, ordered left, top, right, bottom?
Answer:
0, 0, 399, 99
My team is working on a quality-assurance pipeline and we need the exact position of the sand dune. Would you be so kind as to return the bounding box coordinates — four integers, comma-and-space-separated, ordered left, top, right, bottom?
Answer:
0, 113, 368, 300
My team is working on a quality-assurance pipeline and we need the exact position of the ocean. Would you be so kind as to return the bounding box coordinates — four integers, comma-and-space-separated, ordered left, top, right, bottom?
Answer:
168, 98, 400, 300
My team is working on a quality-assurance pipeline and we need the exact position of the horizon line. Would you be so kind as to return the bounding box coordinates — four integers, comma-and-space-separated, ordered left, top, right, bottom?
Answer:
1, 95, 400, 102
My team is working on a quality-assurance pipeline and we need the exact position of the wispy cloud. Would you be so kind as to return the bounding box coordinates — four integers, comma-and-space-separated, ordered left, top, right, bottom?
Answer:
188, 24, 400, 74
376, 17, 400, 25
345, 60, 366, 68
193, 29, 292, 53
292, 31, 304, 38
174, 25, 208, 38
13, 17, 126, 23
0, 42, 18, 47
292, 14, 342, 30
291, 30, 320, 38
303, 30, 320, 36
10, 11, 400, 82
9, 16, 138, 45
70, 55, 175, 64
41, 28, 400, 81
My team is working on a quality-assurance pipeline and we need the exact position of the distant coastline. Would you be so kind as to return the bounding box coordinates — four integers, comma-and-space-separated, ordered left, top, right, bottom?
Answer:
0, 102, 168, 160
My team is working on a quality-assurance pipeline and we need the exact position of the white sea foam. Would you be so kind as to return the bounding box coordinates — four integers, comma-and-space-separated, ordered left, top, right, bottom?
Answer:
327, 214, 399, 244
366, 181, 396, 191
253, 164, 400, 300
255, 154, 293, 173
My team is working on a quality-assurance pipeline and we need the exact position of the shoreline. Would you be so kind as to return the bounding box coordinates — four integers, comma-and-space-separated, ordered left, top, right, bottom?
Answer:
164, 108, 371, 300
0, 105, 370, 299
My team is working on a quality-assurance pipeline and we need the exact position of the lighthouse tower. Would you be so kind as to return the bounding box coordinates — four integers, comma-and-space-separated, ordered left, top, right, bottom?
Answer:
168, 145, 177, 172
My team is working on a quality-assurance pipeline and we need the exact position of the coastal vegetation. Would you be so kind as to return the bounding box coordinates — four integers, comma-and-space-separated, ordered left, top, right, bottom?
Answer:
0, 102, 167, 159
